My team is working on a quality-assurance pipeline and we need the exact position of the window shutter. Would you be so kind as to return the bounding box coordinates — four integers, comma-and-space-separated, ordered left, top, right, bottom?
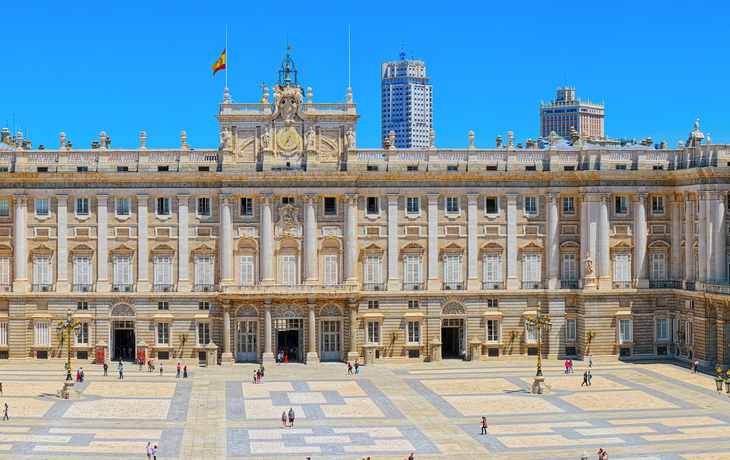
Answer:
241, 255, 253, 285
0, 257, 8, 284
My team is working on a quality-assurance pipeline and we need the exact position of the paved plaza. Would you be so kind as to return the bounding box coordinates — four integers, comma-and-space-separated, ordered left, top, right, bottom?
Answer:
0, 359, 729, 459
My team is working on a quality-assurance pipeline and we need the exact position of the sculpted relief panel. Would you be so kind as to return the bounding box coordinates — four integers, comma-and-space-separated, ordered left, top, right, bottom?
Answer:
236, 129, 256, 162
275, 204, 302, 237
320, 130, 340, 163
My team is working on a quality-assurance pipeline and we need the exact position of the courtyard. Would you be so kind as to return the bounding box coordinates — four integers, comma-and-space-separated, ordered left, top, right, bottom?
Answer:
0, 358, 728, 459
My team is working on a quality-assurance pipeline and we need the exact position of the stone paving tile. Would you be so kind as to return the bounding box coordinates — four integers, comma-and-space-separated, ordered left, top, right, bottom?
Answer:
682, 454, 730, 460
320, 397, 385, 418
444, 394, 564, 416
342, 438, 415, 452
422, 377, 523, 395
287, 391, 327, 404
520, 375, 631, 391
642, 426, 729, 441
62, 399, 171, 419
248, 428, 313, 439
487, 422, 591, 434
82, 381, 177, 398
496, 434, 626, 448
0, 380, 70, 396
33, 441, 149, 453
243, 400, 305, 419
575, 426, 656, 435
303, 435, 351, 443
307, 380, 367, 396
241, 381, 294, 399
0, 435, 71, 443
0, 445, 11, 451
249, 442, 320, 454
0, 398, 56, 418
48, 428, 164, 439
559, 390, 679, 411
334, 427, 403, 437
610, 416, 727, 427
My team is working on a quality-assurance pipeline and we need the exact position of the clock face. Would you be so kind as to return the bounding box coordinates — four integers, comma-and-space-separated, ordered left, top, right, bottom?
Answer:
276, 127, 300, 151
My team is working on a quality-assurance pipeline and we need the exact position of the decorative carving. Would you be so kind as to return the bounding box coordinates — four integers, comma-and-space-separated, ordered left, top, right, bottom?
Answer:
346, 128, 356, 150
442, 302, 466, 315
139, 131, 147, 150
180, 131, 187, 149
261, 129, 272, 150
320, 304, 342, 316
687, 118, 704, 147
320, 130, 339, 163
111, 304, 135, 317
305, 127, 316, 151
236, 129, 256, 162
275, 304, 304, 317
322, 227, 338, 237
236, 305, 258, 317
276, 126, 300, 153
219, 128, 231, 150
584, 253, 594, 275
275, 204, 302, 237
468, 131, 475, 150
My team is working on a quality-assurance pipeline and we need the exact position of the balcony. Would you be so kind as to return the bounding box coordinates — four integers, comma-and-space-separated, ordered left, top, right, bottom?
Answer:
403, 282, 424, 291
649, 280, 681, 289
112, 284, 134, 292
0, 284, 12, 292
194, 284, 215, 292
483, 281, 504, 290
363, 282, 386, 291
32, 284, 53, 292
521, 282, 542, 290
72, 284, 94, 292
703, 284, 730, 295
442, 282, 464, 291
225, 284, 356, 294
613, 281, 633, 290
562, 280, 579, 289
153, 284, 175, 292
685, 281, 696, 291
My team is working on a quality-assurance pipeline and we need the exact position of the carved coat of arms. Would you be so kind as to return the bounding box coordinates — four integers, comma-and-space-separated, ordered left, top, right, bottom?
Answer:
275, 204, 302, 237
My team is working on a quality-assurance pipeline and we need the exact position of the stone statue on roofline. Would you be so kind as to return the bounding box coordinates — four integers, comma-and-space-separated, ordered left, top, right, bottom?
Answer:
687, 118, 704, 147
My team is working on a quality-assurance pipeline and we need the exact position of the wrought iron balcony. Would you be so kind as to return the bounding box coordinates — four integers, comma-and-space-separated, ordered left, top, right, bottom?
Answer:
403, 282, 425, 291
562, 280, 579, 289
363, 282, 385, 291
649, 280, 681, 289
482, 281, 504, 290
224, 284, 356, 294
194, 283, 215, 292
112, 284, 134, 292
442, 282, 464, 290
153, 283, 175, 292
521, 282, 542, 290
613, 281, 633, 290
72, 284, 93, 292
32, 283, 53, 292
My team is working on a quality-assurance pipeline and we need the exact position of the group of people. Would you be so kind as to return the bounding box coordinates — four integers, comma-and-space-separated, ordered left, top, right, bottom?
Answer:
597, 448, 609, 459
347, 361, 360, 374
281, 407, 295, 427
277, 346, 297, 364
146, 442, 158, 459
564, 359, 574, 373
581, 371, 593, 386
276, 351, 289, 365
253, 365, 266, 383
690, 359, 701, 373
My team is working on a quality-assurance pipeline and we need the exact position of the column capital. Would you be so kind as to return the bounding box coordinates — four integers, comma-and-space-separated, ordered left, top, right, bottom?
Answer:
13, 195, 27, 205
506, 194, 518, 204
137, 195, 149, 205
177, 194, 190, 201
222, 300, 231, 309
56, 195, 68, 206
427, 194, 439, 205
96, 194, 109, 200
600, 193, 610, 202
636, 192, 648, 202
218, 194, 233, 204
387, 194, 399, 204
467, 194, 479, 204
345, 193, 358, 204
304, 193, 317, 203
307, 298, 317, 306
547, 192, 561, 202
260, 193, 273, 203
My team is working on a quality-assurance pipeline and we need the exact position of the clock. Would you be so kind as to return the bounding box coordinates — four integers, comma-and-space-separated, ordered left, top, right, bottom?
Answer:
276, 127, 300, 151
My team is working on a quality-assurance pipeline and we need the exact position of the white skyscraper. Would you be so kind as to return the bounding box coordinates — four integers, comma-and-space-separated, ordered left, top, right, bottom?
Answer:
381, 50, 432, 149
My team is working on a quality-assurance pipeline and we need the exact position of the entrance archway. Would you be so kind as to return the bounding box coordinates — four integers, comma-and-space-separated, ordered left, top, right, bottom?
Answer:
441, 302, 466, 359
110, 304, 136, 362
236, 305, 259, 362
275, 304, 304, 362
320, 304, 343, 361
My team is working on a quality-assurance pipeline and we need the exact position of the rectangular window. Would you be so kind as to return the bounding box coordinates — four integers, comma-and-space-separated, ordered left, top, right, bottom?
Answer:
685, 321, 693, 345
619, 319, 632, 343
157, 197, 170, 216
197, 197, 210, 216
616, 164, 627, 170
487, 299, 498, 309
0, 257, 10, 285
407, 166, 418, 171
407, 321, 420, 344
444, 254, 461, 283
526, 326, 537, 343
524, 196, 537, 214
563, 254, 577, 280
487, 320, 500, 342
34, 256, 51, 285
566, 318, 576, 342
486, 197, 498, 214
74, 256, 91, 285
446, 197, 459, 213
652, 196, 664, 213
367, 321, 380, 344
405, 255, 422, 283
614, 254, 630, 281
368, 300, 379, 309
158, 301, 169, 310
36, 198, 50, 216
282, 255, 296, 285
154, 256, 172, 285
198, 322, 210, 345
656, 318, 668, 342
195, 256, 213, 285
615, 196, 627, 214
157, 323, 169, 345
447, 165, 458, 171
281, 197, 294, 205
367, 197, 379, 214
240, 197, 253, 216
116, 197, 130, 216
367, 165, 378, 171
324, 197, 336, 215
0, 198, 9, 216
77, 322, 89, 345
0, 321, 7, 346
114, 256, 132, 285
563, 196, 575, 214
77, 301, 88, 311
651, 253, 666, 280
240, 255, 254, 285
35, 322, 50, 346
199, 301, 210, 310
406, 197, 419, 214
76, 198, 89, 215
323, 254, 338, 285
523, 254, 539, 282
365, 255, 381, 284
484, 255, 501, 282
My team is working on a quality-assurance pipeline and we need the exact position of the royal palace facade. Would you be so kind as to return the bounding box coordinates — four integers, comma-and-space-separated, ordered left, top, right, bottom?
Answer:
1, 56, 730, 368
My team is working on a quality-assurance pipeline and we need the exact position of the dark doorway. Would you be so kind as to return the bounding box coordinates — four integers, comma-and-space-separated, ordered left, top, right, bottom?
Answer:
114, 329, 135, 361
442, 327, 461, 359
277, 330, 300, 362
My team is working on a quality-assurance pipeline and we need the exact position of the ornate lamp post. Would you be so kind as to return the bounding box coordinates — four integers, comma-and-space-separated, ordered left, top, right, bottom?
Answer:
525, 302, 552, 393
716, 367, 730, 398
56, 306, 82, 398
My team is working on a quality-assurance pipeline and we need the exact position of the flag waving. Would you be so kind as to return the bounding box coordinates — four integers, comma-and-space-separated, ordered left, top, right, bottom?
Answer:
212, 49, 226, 75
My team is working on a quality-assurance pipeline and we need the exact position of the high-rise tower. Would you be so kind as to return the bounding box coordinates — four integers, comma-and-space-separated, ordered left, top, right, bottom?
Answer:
539, 87, 604, 139
381, 49, 432, 149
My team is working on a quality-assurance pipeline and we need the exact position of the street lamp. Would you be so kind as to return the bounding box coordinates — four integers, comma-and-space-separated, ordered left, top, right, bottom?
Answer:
525, 302, 552, 377
717, 367, 730, 398
56, 306, 82, 395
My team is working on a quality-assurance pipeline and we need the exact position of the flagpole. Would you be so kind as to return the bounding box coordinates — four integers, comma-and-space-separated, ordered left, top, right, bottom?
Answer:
225, 25, 228, 90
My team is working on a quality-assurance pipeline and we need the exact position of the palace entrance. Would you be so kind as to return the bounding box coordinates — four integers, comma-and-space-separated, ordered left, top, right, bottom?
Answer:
235, 305, 260, 362
441, 302, 466, 359
274, 304, 304, 362
109, 304, 137, 362
320, 305, 343, 362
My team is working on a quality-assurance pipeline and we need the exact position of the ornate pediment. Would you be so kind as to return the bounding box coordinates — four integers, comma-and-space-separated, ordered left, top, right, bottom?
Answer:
481, 241, 504, 252
442, 301, 466, 315
401, 242, 425, 254
30, 243, 54, 255
275, 304, 304, 318
0, 243, 13, 255
110, 243, 135, 255
320, 304, 343, 316
151, 243, 175, 254
362, 242, 385, 254
236, 304, 258, 317
441, 241, 464, 254
70, 243, 95, 255
275, 204, 302, 237
560, 241, 581, 252
648, 240, 671, 249
520, 241, 544, 252
110, 303, 135, 317
192, 243, 216, 254
611, 240, 634, 252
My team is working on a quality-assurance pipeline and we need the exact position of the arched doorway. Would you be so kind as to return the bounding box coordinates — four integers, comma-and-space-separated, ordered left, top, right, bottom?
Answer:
275, 304, 304, 362
441, 302, 466, 359
236, 305, 259, 362
320, 304, 343, 361
110, 303, 136, 362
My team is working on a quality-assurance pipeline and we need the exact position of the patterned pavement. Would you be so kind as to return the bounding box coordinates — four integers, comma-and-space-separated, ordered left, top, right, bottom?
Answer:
0, 359, 729, 459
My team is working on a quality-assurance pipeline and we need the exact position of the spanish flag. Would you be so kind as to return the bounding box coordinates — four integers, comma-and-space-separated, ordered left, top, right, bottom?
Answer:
212, 49, 226, 75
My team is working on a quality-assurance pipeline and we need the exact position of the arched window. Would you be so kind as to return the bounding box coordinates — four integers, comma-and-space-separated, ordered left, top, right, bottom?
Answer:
320, 238, 342, 285
277, 239, 300, 285
235, 239, 258, 286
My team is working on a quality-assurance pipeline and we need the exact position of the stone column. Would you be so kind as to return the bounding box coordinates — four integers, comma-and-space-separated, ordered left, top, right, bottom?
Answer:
427, 194, 440, 290
12, 195, 27, 292
715, 192, 727, 284
598, 194, 611, 289
387, 194, 400, 290
670, 194, 682, 281
579, 193, 588, 281
344, 194, 359, 285
260, 194, 275, 284
698, 192, 708, 283
263, 302, 274, 363
706, 193, 716, 282
96, 195, 109, 292
634, 193, 649, 288
467, 194, 480, 290
347, 299, 359, 361
685, 193, 695, 286
219, 194, 234, 285
177, 195, 190, 292
718, 309, 726, 367
56, 196, 69, 292
304, 194, 318, 285
306, 300, 319, 364
221, 301, 233, 364
137, 196, 150, 292
506, 194, 519, 290
546, 193, 560, 289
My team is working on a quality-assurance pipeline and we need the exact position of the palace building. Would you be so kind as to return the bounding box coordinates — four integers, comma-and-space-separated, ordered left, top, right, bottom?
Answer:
0, 52, 729, 369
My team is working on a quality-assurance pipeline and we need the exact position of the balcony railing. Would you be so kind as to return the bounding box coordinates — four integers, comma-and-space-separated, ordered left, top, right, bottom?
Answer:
72, 284, 94, 292
32, 284, 53, 292
226, 284, 355, 293
194, 283, 215, 292
403, 282, 425, 291
112, 284, 134, 292
0, 284, 12, 292
364, 282, 385, 291
483, 281, 504, 290
704, 284, 730, 295
613, 281, 633, 290
443, 282, 464, 290
649, 280, 682, 289
685, 281, 696, 291
562, 280, 579, 289
153, 283, 175, 292
521, 282, 542, 290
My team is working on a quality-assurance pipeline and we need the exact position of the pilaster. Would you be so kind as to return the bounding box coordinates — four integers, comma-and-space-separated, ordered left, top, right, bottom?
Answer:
303, 194, 318, 285
698, 192, 708, 283
344, 194, 359, 285
467, 194, 480, 290
597, 193, 611, 290
387, 193, 400, 291
12, 195, 27, 292
634, 193, 649, 289
221, 301, 234, 365
347, 299, 359, 361
670, 194, 682, 281
260, 194, 275, 285
506, 194, 519, 290
96, 195, 109, 292
714, 192, 726, 284
219, 194, 234, 286
546, 193, 560, 289
136, 195, 150, 292
262, 301, 274, 363
177, 195, 190, 292
427, 194, 440, 291
306, 300, 319, 364
56, 196, 69, 292
684, 192, 695, 286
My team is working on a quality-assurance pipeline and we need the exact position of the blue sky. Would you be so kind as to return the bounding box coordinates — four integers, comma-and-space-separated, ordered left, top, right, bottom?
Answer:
2, 0, 729, 150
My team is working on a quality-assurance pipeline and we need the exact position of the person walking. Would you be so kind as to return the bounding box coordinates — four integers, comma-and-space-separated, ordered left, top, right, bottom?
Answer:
152, 445, 157, 460
118, 363, 124, 380
2, 403, 7, 421
256, 369, 261, 384
284, 354, 288, 365
569, 359, 574, 373
260, 365, 265, 383
355, 361, 359, 374
103, 362, 108, 376
288, 407, 295, 427
253, 370, 257, 384
146, 442, 152, 459
565, 360, 569, 374
480, 416, 488, 435
183, 366, 188, 378
159, 363, 163, 376
281, 411, 287, 428
176, 363, 181, 378
597, 449, 604, 460
348, 362, 353, 374
582, 371, 588, 386
587, 371, 592, 386
0, 381, 3, 396
589, 354, 593, 368
79, 368, 84, 382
